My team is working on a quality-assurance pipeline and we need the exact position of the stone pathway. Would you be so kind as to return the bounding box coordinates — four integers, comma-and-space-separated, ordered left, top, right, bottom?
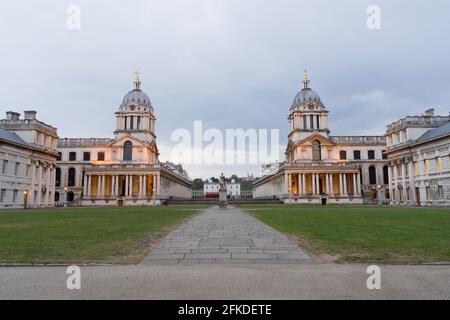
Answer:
141, 206, 314, 265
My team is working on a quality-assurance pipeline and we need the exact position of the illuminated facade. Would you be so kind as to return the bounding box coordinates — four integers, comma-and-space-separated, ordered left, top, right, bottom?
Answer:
253, 73, 389, 204
56, 73, 191, 206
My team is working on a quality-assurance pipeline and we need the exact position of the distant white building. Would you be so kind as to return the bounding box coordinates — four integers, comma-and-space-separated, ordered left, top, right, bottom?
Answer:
203, 179, 241, 199
0, 111, 58, 209
385, 109, 450, 206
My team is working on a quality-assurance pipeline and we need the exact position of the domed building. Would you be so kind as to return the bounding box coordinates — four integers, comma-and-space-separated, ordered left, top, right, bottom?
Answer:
253, 72, 389, 204
55, 73, 191, 206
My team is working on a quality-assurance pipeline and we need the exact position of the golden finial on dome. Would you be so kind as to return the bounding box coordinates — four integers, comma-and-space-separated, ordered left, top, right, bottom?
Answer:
133, 71, 141, 90
303, 69, 310, 89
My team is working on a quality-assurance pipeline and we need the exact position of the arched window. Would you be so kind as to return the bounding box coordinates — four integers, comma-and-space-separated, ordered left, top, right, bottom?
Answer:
68, 168, 76, 187
55, 167, 61, 187
123, 141, 133, 161
339, 150, 347, 160
312, 140, 321, 161
383, 166, 389, 185
369, 166, 377, 185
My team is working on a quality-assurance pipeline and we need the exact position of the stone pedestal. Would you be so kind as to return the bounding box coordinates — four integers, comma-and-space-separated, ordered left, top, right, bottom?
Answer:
218, 190, 228, 208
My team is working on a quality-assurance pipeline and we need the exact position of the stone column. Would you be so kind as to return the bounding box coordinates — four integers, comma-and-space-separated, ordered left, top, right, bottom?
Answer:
87, 175, 91, 197
408, 161, 417, 204
393, 164, 399, 202
37, 164, 42, 206
114, 175, 119, 196
143, 175, 147, 197
339, 173, 343, 196
325, 173, 330, 194
139, 175, 143, 197
401, 161, 407, 202
83, 175, 88, 196
330, 173, 334, 196
97, 175, 102, 197
153, 175, 157, 196
125, 175, 129, 197
156, 173, 161, 195
130, 175, 134, 197
312, 174, 316, 195
356, 172, 361, 196
343, 174, 348, 195
111, 175, 115, 197
353, 173, 357, 196
288, 174, 292, 195
301, 174, 306, 195
297, 174, 301, 195
316, 173, 320, 194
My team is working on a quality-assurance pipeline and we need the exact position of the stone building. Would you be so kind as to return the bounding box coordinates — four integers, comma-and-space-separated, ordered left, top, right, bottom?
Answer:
0, 111, 58, 209
384, 109, 450, 206
56, 73, 191, 206
253, 73, 389, 204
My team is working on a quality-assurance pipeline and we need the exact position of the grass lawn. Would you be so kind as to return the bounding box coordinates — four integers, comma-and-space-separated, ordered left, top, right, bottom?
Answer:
240, 204, 450, 264
0, 206, 207, 264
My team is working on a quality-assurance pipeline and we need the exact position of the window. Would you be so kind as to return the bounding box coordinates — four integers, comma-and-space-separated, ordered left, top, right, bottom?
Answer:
68, 168, 76, 187
339, 151, 347, 160
137, 116, 141, 130
14, 162, 20, 175
83, 152, 91, 161
2, 160, 8, 174
55, 167, 61, 187
13, 189, 18, 202
123, 141, 133, 161
97, 152, 105, 161
69, 152, 76, 161
424, 159, 429, 174
312, 140, 321, 161
54, 192, 60, 202
57, 152, 62, 161
67, 192, 74, 202
436, 157, 442, 172
414, 162, 419, 176
382, 152, 387, 160
310, 115, 314, 129
0, 189, 5, 202
124, 116, 128, 130
353, 150, 361, 160
368, 150, 375, 160
303, 116, 307, 129
369, 166, 377, 185
316, 115, 320, 129
130, 116, 134, 130
383, 166, 389, 185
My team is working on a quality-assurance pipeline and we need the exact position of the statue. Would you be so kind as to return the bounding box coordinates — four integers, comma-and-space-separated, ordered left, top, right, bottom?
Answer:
218, 172, 228, 208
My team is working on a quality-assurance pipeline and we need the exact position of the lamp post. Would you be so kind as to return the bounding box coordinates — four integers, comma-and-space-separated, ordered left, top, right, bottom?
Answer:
23, 190, 28, 209
64, 186, 68, 207
152, 187, 156, 207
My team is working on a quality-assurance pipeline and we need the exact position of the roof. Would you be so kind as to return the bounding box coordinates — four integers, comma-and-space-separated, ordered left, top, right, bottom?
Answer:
0, 129, 29, 147
416, 122, 450, 143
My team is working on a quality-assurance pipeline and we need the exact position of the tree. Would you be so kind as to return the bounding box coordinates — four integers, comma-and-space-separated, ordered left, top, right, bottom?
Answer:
191, 178, 204, 190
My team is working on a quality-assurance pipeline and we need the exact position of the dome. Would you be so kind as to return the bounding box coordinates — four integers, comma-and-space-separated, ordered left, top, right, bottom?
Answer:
291, 88, 323, 109
119, 72, 154, 112
290, 72, 325, 110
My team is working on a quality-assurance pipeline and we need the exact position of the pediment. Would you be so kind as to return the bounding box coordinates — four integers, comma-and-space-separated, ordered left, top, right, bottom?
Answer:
109, 135, 147, 148
287, 133, 335, 152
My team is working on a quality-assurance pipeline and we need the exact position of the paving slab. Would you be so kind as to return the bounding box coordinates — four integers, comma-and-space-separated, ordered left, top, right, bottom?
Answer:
141, 206, 315, 265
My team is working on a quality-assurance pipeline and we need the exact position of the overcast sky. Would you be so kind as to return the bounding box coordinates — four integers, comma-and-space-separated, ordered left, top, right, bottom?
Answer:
1, 1, 449, 179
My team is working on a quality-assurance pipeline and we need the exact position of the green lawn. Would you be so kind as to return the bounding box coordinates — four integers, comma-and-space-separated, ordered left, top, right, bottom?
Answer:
240, 204, 450, 264
0, 206, 207, 264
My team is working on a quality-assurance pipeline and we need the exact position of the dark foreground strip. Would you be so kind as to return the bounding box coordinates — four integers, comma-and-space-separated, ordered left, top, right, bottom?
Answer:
0, 300, 443, 319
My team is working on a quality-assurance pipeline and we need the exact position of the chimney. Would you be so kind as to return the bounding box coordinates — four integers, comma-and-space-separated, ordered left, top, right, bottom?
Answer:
423, 108, 435, 116
24, 110, 37, 120
6, 111, 20, 120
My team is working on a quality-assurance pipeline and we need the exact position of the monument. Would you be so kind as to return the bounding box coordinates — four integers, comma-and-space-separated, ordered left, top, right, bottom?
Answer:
218, 173, 228, 208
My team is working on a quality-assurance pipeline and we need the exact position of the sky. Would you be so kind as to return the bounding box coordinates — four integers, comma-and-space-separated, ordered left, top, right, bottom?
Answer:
1, 0, 449, 179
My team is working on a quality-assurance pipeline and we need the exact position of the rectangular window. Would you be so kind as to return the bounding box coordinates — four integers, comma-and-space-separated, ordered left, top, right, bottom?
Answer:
57, 152, 62, 161
137, 116, 141, 130
124, 116, 128, 130
97, 152, 105, 161
14, 162, 20, 175
353, 150, 361, 160
69, 152, 76, 161
2, 160, 7, 174
130, 116, 134, 130
368, 150, 375, 160
0, 189, 5, 202
310, 115, 314, 129
414, 162, 419, 176
13, 189, 18, 202
83, 152, 91, 161
303, 116, 307, 129
316, 115, 320, 129
339, 150, 347, 160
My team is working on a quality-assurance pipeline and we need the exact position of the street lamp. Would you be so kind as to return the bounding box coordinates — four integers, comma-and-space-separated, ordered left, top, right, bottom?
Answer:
23, 190, 28, 209
152, 187, 156, 207
64, 186, 68, 207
